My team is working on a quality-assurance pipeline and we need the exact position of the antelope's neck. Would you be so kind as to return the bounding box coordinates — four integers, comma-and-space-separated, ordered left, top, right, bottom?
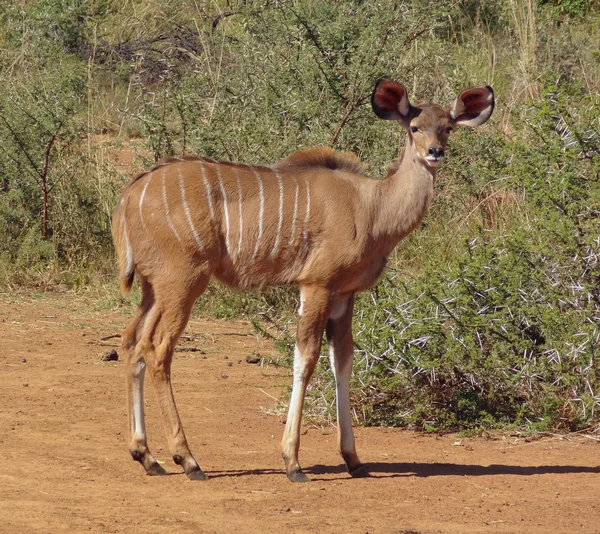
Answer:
372, 144, 436, 254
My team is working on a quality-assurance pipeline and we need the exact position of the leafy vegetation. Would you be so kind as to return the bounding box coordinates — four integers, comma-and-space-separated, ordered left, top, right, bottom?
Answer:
1, 0, 599, 431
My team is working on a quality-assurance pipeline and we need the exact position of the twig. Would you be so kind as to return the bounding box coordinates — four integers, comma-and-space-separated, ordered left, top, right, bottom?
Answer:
329, 94, 370, 146
212, 11, 237, 30
184, 331, 252, 338
41, 121, 63, 239
100, 334, 121, 341
258, 387, 286, 405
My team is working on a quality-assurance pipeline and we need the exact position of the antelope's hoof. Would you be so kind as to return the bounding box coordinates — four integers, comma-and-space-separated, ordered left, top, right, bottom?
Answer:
287, 470, 311, 483
348, 464, 370, 478
186, 468, 208, 481
147, 462, 168, 476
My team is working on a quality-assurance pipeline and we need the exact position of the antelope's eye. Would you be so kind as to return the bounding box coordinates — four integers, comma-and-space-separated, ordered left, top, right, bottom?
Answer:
409, 126, 418, 133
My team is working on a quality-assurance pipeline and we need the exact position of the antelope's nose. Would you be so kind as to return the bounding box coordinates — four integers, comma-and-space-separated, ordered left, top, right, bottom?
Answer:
428, 146, 444, 159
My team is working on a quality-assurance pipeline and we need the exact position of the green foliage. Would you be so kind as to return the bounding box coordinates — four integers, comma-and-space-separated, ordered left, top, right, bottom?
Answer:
540, 0, 594, 17
0, 57, 85, 280
133, 1, 444, 165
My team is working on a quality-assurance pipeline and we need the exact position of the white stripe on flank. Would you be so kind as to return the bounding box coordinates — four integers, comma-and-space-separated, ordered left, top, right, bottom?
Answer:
270, 170, 285, 257
236, 171, 244, 258
122, 211, 134, 277
303, 177, 311, 239
200, 164, 216, 222
216, 166, 231, 255
162, 168, 181, 242
289, 175, 299, 247
178, 166, 203, 251
138, 175, 151, 232
252, 168, 265, 259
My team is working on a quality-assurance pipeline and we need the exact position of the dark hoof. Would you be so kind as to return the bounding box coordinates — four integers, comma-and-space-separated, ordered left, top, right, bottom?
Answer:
186, 468, 208, 481
147, 462, 168, 476
287, 470, 311, 483
348, 464, 370, 478
130, 449, 145, 463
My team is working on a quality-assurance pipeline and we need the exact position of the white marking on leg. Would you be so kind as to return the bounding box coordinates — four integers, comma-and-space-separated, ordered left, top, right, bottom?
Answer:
328, 340, 355, 456
270, 170, 285, 257
289, 176, 299, 247
177, 166, 203, 251
329, 296, 348, 320
236, 171, 244, 259
286, 345, 307, 431
162, 168, 181, 242
252, 168, 265, 259
293, 344, 305, 386
132, 360, 147, 441
216, 166, 231, 256
138, 175, 152, 233
297, 288, 305, 317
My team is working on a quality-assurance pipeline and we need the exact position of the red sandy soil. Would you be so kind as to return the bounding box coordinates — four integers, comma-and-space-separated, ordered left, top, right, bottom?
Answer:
1, 292, 599, 533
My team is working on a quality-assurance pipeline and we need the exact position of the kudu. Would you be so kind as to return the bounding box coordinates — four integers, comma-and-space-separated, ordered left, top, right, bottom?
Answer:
112, 79, 494, 482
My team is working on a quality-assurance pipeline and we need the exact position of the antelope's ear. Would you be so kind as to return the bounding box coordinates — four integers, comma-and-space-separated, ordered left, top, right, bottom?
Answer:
371, 79, 412, 122
450, 86, 495, 127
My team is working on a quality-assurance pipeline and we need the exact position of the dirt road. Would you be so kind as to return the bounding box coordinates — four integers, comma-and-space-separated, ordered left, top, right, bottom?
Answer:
1, 293, 599, 533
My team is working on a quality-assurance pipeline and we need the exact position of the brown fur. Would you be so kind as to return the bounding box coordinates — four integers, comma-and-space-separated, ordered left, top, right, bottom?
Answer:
112, 79, 494, 483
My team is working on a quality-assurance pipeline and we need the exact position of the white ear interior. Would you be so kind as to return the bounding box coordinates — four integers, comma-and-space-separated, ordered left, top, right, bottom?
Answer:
397, 94, 409, 117
451, 86, 495, 127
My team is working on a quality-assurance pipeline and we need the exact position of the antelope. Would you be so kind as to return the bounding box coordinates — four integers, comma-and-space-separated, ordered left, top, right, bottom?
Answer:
112, 79, 494, 483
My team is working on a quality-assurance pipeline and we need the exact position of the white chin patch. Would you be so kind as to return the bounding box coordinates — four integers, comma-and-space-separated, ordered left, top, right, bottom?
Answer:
425, 156, 443, 167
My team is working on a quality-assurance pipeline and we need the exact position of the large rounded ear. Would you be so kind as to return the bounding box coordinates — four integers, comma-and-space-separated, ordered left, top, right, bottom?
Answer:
371, 79, 411, 122
450, 86, 495, 127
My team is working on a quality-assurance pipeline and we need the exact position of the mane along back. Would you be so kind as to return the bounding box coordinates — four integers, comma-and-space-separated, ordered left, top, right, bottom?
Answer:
276, 147, 366, 176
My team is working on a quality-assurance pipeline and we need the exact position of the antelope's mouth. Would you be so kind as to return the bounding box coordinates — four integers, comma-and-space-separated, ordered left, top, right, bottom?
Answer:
425, 155, 444, 167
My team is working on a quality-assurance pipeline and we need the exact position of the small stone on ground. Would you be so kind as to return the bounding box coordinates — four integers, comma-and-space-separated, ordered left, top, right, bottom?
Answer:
101, 349, 119, 361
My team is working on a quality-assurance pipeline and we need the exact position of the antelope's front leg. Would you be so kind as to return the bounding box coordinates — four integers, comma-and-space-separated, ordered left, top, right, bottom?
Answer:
326, 294, 367, 477
281, 286, 331, 483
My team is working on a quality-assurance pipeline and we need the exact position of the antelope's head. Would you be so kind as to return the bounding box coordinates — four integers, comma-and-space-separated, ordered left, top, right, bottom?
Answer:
371, 79, 494, 169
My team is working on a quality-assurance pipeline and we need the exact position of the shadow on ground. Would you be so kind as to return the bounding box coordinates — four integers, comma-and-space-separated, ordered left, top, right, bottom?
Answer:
204, 461, 600, 480
307, 461, 600, 480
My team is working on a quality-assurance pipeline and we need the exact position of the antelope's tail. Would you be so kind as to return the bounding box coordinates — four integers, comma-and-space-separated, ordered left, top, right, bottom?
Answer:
111, 197, 135, 296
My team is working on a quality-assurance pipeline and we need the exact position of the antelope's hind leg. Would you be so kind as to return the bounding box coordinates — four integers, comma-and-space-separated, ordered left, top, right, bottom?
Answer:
143, 273, 211, 480
124, 271, 209, 479
123, 279, 167, 476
